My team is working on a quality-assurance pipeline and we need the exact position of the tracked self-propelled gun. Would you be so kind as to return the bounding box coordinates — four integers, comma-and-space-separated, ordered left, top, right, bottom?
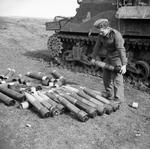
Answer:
45, 0, 150, 91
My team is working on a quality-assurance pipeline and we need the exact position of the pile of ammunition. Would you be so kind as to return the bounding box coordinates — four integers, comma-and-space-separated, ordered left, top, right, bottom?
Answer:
0, 68, 120, 122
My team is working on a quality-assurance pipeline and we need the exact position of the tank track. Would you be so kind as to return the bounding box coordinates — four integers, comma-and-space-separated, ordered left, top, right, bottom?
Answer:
47, 33, 150, 93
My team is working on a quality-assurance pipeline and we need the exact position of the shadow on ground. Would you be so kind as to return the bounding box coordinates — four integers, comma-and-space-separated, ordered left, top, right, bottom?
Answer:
23, 49, 52, 62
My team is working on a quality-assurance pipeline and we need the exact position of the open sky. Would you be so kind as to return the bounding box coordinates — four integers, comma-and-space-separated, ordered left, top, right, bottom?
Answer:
0, 0, 79, 18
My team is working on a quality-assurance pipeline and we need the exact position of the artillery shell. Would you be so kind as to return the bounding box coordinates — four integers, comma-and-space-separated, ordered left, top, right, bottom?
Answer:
0, 92, 15, 106
20, 101, 30, 109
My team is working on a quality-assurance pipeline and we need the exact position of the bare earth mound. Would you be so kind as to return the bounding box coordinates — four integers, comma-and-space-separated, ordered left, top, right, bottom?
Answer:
0, 17, 150, 149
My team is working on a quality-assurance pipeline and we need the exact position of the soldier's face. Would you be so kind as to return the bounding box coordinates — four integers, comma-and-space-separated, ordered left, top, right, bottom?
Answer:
99, 28, 110, 36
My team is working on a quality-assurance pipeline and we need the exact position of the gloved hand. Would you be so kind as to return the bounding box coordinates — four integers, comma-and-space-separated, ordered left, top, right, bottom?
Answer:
120, 65, 126, 74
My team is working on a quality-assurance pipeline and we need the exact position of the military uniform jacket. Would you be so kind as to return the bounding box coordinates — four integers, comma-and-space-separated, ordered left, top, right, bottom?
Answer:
92, 28, 128, 66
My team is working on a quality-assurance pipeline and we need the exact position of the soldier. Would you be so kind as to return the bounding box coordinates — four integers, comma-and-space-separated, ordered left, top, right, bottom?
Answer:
91, 19, 127, 103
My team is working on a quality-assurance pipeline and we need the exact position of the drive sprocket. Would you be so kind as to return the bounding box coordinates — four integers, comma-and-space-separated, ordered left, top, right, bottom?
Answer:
47, 34, 63, 57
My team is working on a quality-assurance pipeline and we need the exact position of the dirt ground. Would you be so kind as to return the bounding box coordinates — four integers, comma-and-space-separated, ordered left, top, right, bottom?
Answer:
0, 17, 150, 149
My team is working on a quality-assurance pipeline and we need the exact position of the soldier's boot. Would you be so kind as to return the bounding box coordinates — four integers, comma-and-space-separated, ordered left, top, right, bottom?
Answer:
101, 91, 114, 100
